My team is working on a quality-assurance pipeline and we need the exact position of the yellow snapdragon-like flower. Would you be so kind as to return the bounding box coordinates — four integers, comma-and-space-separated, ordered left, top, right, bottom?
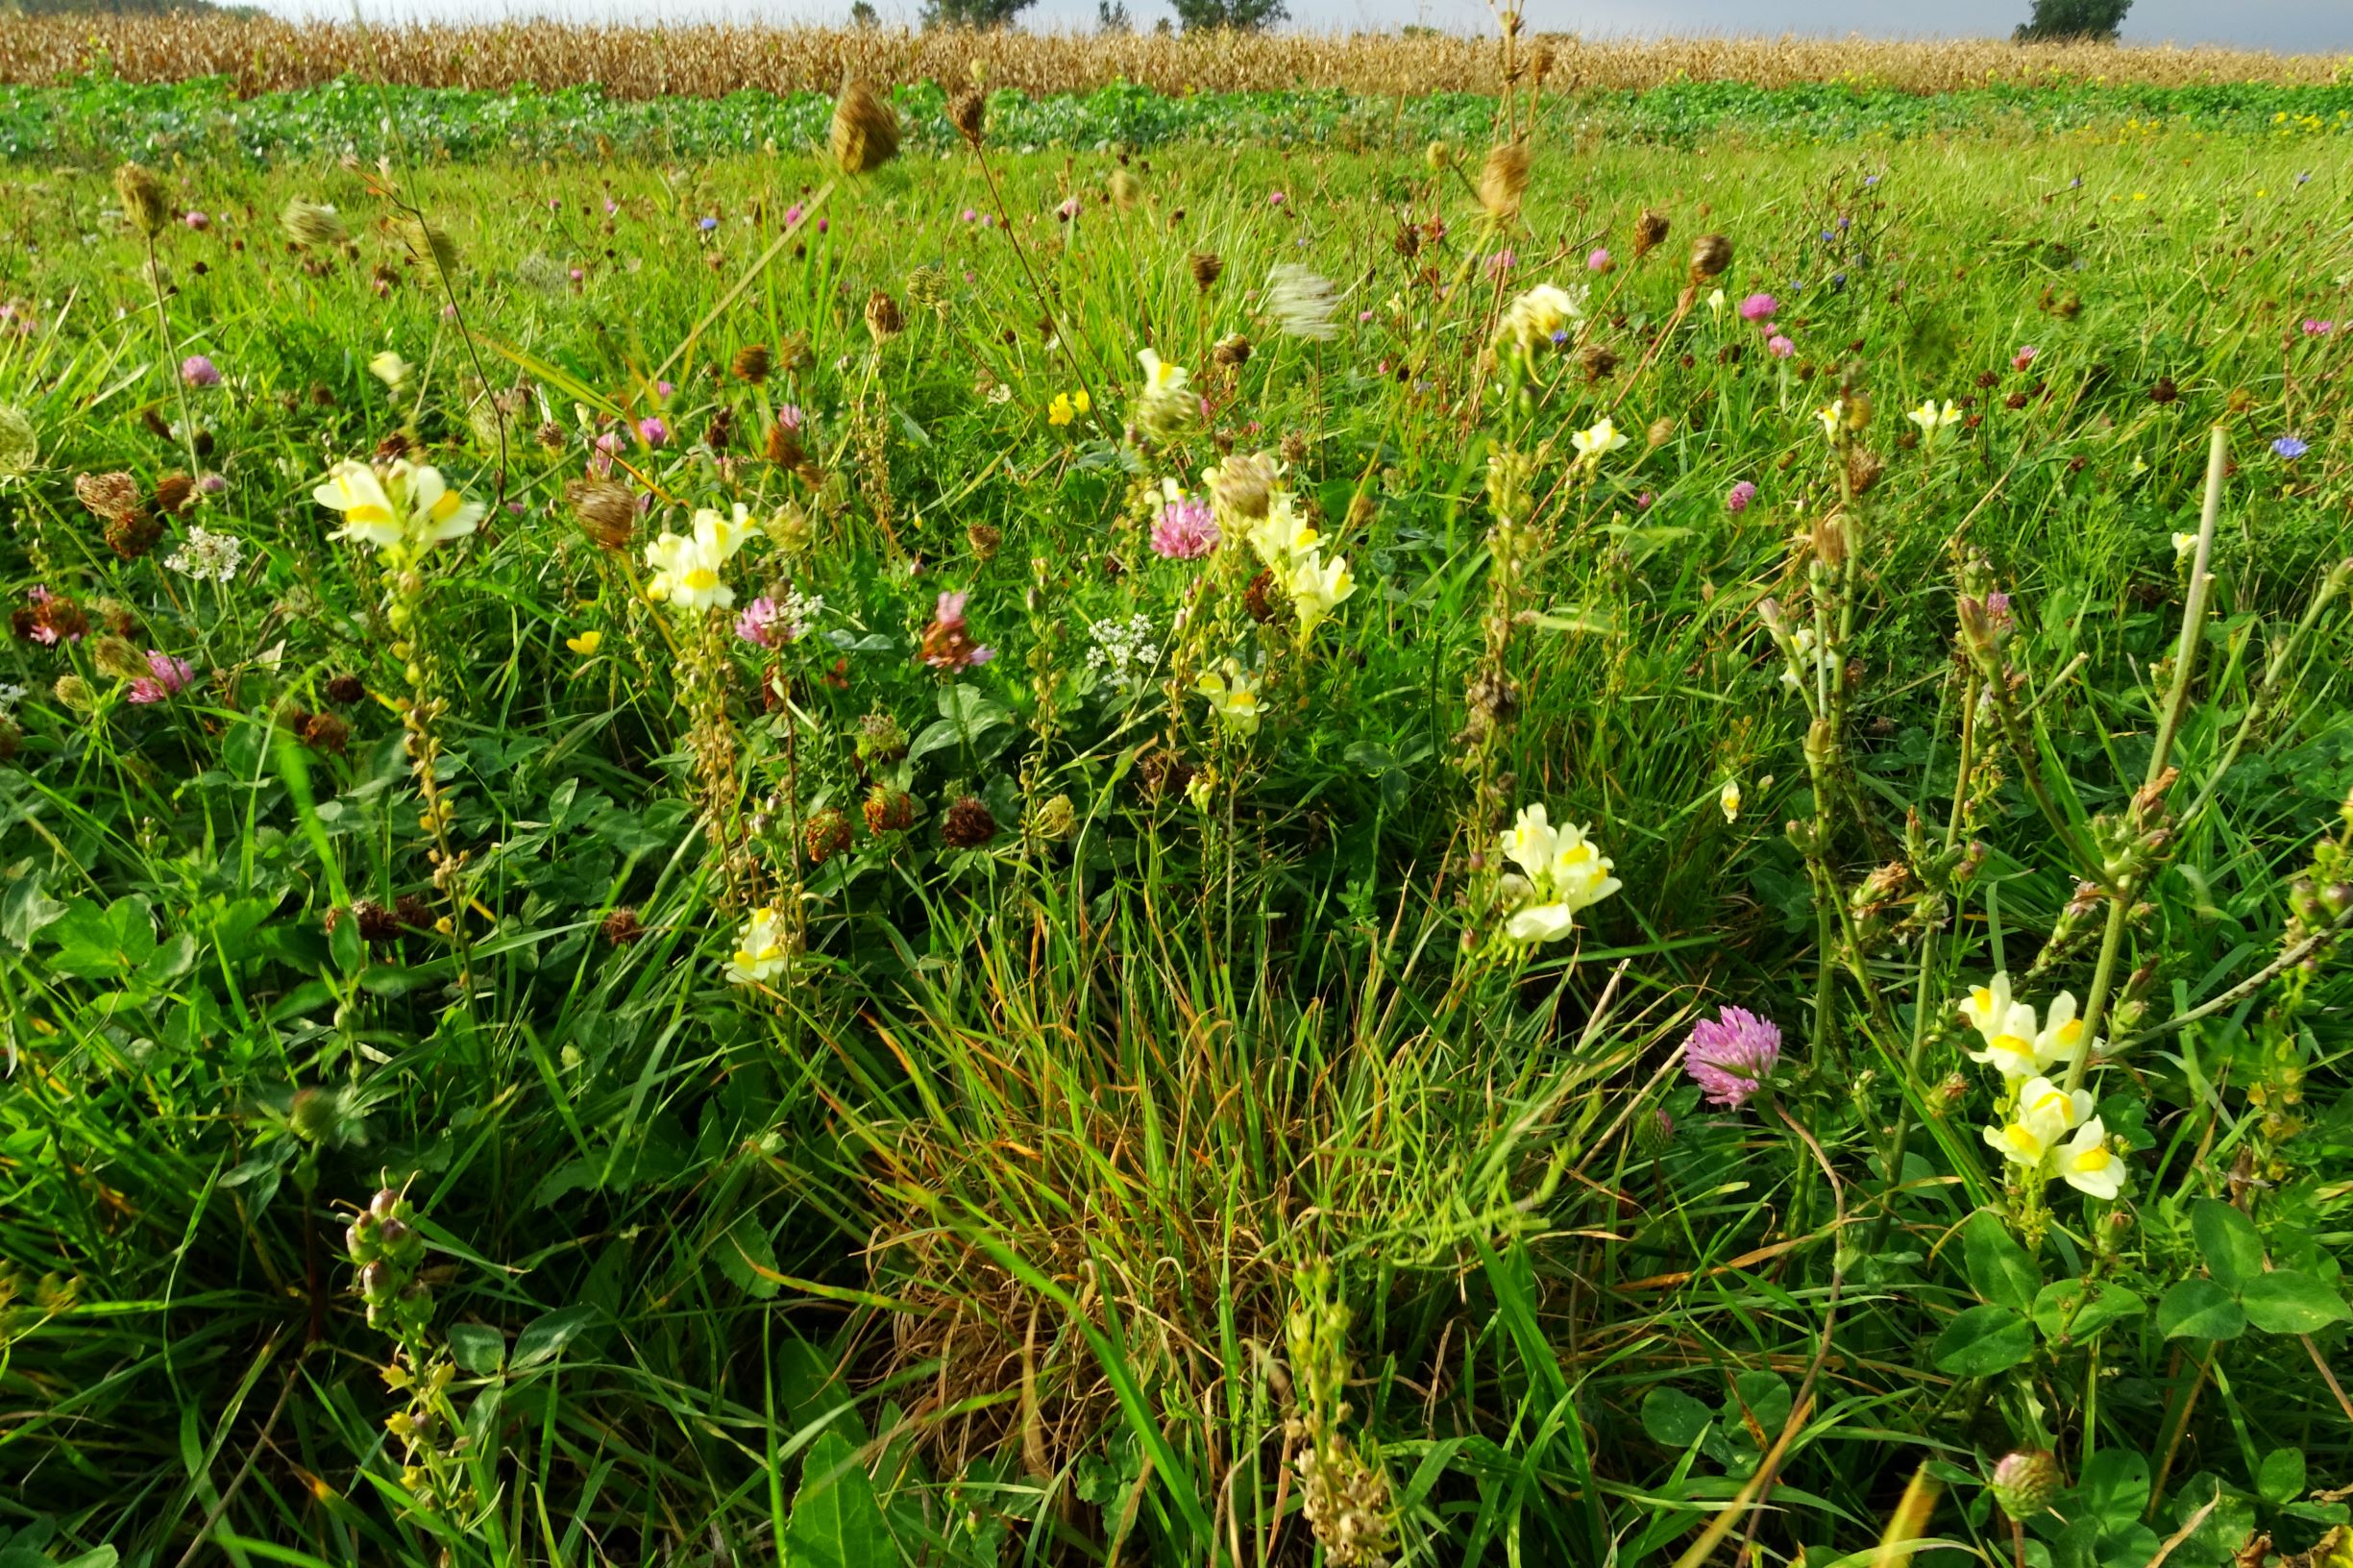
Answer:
725, 905, 792, 986
1906, 399, 1961, 439
1570, 417, 1630, 467
1195, 660, 1263, 736
645, 503, 753, 613
1287, 548, 1356, 641
1048, 389, 1091, 427
314, 458, 483, 558
1495, 282, 1583, 354
1497, 803, 1622, 944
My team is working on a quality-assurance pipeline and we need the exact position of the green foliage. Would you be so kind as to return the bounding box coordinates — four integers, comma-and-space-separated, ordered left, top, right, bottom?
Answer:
2015, 0, 2132, 42
1, 99, 2350, 1568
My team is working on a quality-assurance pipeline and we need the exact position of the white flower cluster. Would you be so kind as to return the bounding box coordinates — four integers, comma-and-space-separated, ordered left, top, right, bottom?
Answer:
1085, 613, 1160, 696
165, 525, 246, 582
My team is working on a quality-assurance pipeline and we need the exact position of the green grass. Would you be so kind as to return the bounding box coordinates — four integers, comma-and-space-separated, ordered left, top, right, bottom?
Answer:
0, 105, 2351, 1567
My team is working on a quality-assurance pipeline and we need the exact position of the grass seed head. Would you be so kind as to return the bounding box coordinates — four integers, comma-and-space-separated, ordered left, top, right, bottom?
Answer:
281, 197, 349, 250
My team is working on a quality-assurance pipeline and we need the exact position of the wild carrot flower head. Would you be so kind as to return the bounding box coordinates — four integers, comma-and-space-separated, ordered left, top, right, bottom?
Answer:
1683, 1006, 1782, 1109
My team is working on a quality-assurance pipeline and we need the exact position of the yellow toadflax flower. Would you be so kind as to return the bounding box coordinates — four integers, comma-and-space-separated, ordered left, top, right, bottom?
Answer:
644, 503, 753, 613
725, 905, 792, 986
1906, 399, 1961, 439
314, 458, 483, 558
1983, 1074, 2092, 1167
1497, 803, 1621, 944
1195, 659, 1262, 736
1287, 548, 1356, 641
2055, 1118, 2127, 1199
1719, 779, 1742, 822
1134, 350, 1195, 439
1815, 401, 1846, 442
1247, 491, 1320, 572
1570, 417, 1630, 468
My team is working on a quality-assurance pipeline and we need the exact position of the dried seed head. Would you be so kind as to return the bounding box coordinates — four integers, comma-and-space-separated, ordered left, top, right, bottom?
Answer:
864, 785, 916, 835
1211, 452, 1275, 520
1108, 168, 1142, 210
326, 674, 365, 705
154, 473, 195, 516
864, 288, 904, 344
765, 416, 807, 472
1212, 332, 1252, 368
281, 198, 349, 250
75, 471, 144, 527
105, 512, 164, 562
1846, 446, 1885, 496
1478, 142, 1532, 220
1189, 250, 1224, 292
1646, 417, 1677, 448
564, 478, 639, 551
941, 796, 999, 849
966, 522, 1002, 561
803, 808, 855, 865
731, 344, 772, 384
946, 86, 986, 148
53, 674, 96, 713
92, 635, 147, 682
1425, 139, 1452, 171
1633, 208, 1670, 259
830, 80, 901, 175
601, 906, 644, 944
1029, 793, 1077, 843
1688, 233, 1733, 282
301, 712, 350, 754
113, 162, 170, 237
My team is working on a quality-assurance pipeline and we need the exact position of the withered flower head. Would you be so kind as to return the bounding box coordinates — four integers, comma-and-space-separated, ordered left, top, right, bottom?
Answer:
113, 162, 170, 237
864, 289, 904, 344
1688, 233, 1733, 282
1478, 142, 1532, 220
830, 80, 901, 175
940, 796, 997, 850
564, 478, 639, 552
947, 87, 986, 148
1189, 250, 1224, 292
1633, 208, 1670, 259
732, 343, 773, 384
75, 471, 143, 527
281, 198, 349, 250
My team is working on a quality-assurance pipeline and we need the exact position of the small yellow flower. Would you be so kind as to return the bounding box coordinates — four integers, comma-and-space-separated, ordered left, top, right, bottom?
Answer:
566, 629, 602, 656
1195, 659, 1263, 736
1047, 389, 1091, 426
2172, 531, 2197, 557
1570, 416, 1630, 467
1719, 779, 1741, 822
1815, 401, 1845, 441
1906, 399, 1962, 439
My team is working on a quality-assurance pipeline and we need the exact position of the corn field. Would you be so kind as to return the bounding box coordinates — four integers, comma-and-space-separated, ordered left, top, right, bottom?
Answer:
0, 14, 2344, 99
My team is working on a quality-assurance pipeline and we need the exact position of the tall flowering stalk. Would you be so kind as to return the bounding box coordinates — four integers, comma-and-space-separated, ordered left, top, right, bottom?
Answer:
314, 458, 483, 975
642, 503, 762, 919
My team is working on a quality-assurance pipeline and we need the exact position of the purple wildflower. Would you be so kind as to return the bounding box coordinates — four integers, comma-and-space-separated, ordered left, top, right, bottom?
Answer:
1767, 333, 1795, 358
736, 597, 786, 647
1739, 293, 1777, 324
181, 355, 221, 388
637, 416, 669, 448
184, 210, 209, 231
1683, 1006, 1783, 1109
1587, 248, 1612, 271
2274, 435, 2309, 459
1150, 494, 1220, 559
1726, 480, 1756, 513
2302, 319, 2336, 336
698, 215, 719, 232
127, 650, 193, 704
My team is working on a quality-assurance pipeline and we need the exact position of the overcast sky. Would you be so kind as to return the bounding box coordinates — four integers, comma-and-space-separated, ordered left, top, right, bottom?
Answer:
248, 0, 2353, 52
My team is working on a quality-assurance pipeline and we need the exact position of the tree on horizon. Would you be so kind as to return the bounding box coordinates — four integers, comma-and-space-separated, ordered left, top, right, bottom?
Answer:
2015, 0, 2132, 41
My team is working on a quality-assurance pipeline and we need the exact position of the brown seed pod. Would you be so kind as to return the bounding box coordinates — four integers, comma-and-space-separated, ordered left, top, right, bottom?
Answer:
300, 711, 351, 755
830, 80, 901, 175
1189, 250, 1224, 292
1212, 332, 1252, 368
940, 796, 997, 850
1478, 142, 1531, 220
731, 344, 772, 384
1688, 233, 1733, 282
601, 906, 645, 944
1633, 208, 1670, 259
326, 674, 366, 705
946, 87, 986, 148
864, 289, 904, 344
153, 474, 195, 516
803, 808, 855, 864
564, 478, 639, 551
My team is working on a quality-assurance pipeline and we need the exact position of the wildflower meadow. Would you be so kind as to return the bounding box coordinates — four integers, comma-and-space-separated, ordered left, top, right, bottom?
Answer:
1, 24, 2352, 1568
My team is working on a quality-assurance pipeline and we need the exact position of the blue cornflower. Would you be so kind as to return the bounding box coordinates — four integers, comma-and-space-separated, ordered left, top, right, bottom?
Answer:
698, 216, 719, 232
2273, 435, 2309, 459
